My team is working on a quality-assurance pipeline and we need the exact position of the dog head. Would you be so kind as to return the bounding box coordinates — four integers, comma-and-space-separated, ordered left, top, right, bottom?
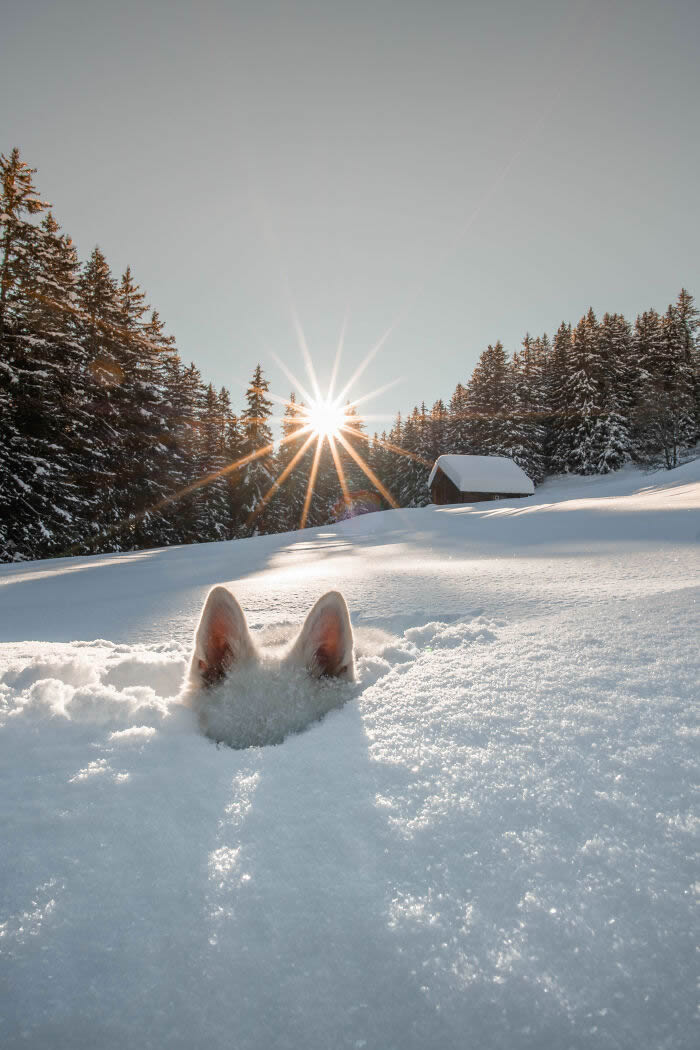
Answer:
184, 587, 355, 746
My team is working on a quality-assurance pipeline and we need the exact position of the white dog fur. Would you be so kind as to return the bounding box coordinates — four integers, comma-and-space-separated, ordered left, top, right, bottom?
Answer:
183, 587, 355, 748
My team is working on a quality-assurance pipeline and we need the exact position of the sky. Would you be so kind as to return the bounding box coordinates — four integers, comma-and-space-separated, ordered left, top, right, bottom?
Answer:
2, 0, 699, 431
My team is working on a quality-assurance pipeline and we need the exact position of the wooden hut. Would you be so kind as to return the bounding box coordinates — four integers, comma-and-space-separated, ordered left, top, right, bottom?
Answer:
428, 455, 534, 505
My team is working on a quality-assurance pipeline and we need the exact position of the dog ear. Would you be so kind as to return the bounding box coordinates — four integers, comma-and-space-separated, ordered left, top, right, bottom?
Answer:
191, 586, 256, 687
288, 591, 355, 679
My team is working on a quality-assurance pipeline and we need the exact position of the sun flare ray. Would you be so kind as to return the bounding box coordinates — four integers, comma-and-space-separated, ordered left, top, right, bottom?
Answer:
349, 427, 433, 467
272, 351, 315, 407
292, 309, 323, 402
299, 436, 325, 530
335, 325, 394, 405
327, 433, 351, 507
246, 430, 317, 528
345, 376, 403, 413
334, 429, 399, 510
327, 314, 348, 403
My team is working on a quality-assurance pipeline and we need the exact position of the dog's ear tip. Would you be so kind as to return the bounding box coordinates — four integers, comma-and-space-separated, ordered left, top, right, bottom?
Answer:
316, 590, 350, 612
205, 585, 236, 605
199, 586, 249, 626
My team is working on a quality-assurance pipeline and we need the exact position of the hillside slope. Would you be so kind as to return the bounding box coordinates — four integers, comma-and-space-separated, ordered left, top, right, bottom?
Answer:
1, 462, 698, 1049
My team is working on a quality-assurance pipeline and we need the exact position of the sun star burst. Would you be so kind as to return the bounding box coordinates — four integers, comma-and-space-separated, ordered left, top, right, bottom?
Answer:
303, 397, 348, 439
61, 297, 438, 551
248, 314, 429, 529
124, 313, 434, 539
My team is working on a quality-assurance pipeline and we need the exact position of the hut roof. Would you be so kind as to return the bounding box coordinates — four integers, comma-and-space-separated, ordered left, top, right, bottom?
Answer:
428, 455, 534, 495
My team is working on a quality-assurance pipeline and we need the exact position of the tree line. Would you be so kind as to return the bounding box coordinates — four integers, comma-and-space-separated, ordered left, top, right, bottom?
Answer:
1, 148, 698, 561
0, 148, 368, 561
374, 292, 699, 508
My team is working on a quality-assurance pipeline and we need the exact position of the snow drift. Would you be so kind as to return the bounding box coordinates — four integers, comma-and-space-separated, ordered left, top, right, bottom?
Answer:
0, 461, 698, 1050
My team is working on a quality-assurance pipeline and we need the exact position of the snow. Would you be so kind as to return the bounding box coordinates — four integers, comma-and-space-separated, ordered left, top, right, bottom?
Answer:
428, 453, 535, 494
1, 461, 699, 1049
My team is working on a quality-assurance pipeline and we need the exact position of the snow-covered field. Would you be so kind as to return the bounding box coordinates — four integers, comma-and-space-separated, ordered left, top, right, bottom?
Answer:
1, 462, 698, 1050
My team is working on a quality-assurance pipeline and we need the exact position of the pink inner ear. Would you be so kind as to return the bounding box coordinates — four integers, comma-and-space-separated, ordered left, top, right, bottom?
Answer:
193, 587, 256, 690
314, 610, 344, 674
206, 623, 234, 668
200, 626, 234, 686
198, 596, 244, 683
286, 591, 353, 680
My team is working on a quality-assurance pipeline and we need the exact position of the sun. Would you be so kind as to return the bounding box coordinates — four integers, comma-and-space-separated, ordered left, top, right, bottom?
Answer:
303, 397, 347, 439
224, 314, 414, 532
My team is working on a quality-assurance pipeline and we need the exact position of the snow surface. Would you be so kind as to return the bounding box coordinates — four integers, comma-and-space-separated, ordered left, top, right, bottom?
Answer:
1, 462, 699, 1049
428, 454, 535, 494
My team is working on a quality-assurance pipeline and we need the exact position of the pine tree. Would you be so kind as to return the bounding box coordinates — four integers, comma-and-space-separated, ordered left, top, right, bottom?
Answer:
395, 406, 430, 506
594, 313, 633, 473
375, 413, 404, 508
633, 301, 697, 468
465, 341, 515, 457
159, 352, 190, 539
386, 413, 405, 506
116, 269, 182, 548
0, 148, 49, 342
115, 266, 161, 546
141, 309, 182, 544
335, 402, 368, 515
564, 309, 602, 475
447, 382, 470, 453
429, 399, 448, 462
0, 149, 48, 559
305, 437, 338, 528
366, 429, 394, 510
267, 393, 311, 531
12, 213, 93, 555
0, 159, 89, 559
546, 322, 573, 474
163, 359, 208, 543
195, 384, 232, 541
238, 364, 275, 533
395, 409, 417, 506
78, 247, 122, 375
76, 246, 125, 546
510, 335, 546, 482
631, 309, 664, 463
219, 386, 244, 537
414, 403, 433, 504
669, 289, 699, 444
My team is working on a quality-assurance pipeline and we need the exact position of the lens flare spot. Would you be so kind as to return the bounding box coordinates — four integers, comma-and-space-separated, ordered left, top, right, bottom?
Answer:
304, 399, 347, 439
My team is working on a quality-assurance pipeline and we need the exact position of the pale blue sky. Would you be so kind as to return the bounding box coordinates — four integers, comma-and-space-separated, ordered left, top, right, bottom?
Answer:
2, 0, 699, 429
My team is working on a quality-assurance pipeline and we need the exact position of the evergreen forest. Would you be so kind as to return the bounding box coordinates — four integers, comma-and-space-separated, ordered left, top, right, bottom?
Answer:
1, 149, 698, 562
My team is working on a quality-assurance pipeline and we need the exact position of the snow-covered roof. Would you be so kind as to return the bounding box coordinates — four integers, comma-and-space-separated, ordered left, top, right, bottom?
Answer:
428, 454, 534, 495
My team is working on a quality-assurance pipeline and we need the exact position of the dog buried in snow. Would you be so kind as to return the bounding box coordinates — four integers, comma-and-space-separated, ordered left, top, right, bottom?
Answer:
182, 586, 355, 748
